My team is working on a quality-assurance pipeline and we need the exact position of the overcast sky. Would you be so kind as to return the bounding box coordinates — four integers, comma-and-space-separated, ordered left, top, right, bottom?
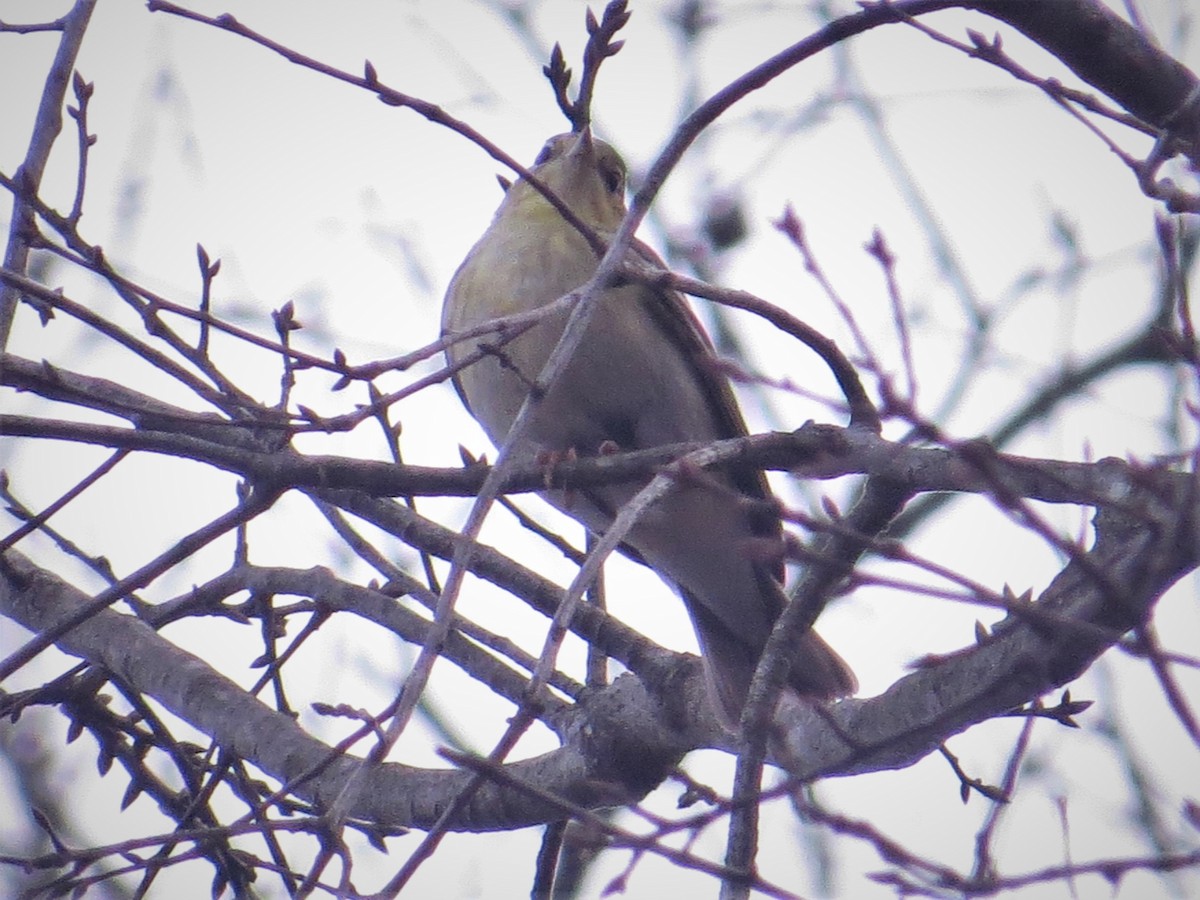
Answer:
3, 1, 1198, 897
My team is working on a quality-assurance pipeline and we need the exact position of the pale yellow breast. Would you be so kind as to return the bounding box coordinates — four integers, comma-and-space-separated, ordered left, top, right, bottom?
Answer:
442, 198, 606, 445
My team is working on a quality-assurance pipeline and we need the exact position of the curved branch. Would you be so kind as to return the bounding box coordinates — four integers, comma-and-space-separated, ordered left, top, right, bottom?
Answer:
2, 454, 1193, 833
0, 548, 686, 833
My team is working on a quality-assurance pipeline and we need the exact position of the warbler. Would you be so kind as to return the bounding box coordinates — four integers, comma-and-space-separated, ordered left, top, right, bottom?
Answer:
441, 129, 855, 727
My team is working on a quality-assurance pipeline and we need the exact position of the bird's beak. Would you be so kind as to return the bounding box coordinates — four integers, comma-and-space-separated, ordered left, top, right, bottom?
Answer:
568, 126, 595, 161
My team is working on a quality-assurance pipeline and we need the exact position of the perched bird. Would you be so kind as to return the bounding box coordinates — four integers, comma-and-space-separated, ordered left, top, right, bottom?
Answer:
441, 129, 855, 727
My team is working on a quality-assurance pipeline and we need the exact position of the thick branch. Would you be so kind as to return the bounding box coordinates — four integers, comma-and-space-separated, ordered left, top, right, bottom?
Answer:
2, 456, 1193, 832
774, 486, 1197, 774
970, 0, 1200, 150
0, 380, 1155, 508
0, 548, 685, 833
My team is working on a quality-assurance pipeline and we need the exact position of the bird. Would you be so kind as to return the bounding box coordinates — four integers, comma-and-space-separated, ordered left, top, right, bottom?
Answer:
441, 128, 855, 728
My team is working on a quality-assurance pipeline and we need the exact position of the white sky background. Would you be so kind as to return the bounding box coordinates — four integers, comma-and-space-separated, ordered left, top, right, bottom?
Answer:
1, 0, 1198, 898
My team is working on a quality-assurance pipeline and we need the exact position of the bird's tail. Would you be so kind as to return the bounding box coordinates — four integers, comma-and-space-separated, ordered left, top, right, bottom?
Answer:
690, 602, 856, 730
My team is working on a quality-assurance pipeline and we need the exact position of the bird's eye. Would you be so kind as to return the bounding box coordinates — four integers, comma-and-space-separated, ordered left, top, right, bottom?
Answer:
599, 162, 623, 194
534, 143, 555, 166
